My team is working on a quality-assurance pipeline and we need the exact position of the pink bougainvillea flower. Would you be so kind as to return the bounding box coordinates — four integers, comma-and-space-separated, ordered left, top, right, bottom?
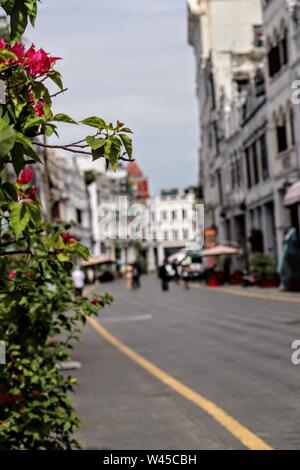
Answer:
24, 44, 60, 76
9, 270, 16, 281
0, 39, 6, 49
16, 167, 33, 185
62, 232, 77, 244
34, 100, 46, 117
26, 186, 37, 200
11, 42, 25, 61
28, 90, 35, 103
20, 185, 37, 204
50, 56, 61, 64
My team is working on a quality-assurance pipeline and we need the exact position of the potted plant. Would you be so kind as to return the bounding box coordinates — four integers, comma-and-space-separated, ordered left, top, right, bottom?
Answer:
249, 254, 279, 288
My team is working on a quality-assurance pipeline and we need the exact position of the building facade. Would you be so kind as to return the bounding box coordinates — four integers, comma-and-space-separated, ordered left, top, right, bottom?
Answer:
145, 189, 200, 267
187, 0, 263, 231
262, 0, 300, 257
188, 0, 300, 263
33, 151, 92, 249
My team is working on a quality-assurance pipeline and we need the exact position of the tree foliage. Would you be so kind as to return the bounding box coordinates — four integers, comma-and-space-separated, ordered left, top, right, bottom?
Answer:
0, 0, 132, 449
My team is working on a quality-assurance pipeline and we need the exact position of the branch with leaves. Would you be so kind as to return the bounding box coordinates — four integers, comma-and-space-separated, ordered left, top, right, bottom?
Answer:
0, 0, 134, 450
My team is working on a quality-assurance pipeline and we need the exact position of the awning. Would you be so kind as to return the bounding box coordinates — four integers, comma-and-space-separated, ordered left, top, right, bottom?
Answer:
81, 256, 115, 267
284, 181, 300, 206
199, 245, 242, 257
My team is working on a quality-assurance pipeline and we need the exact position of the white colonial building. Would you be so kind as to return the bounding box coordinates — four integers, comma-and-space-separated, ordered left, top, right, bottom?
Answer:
34, 151, 92, 249
143, 189, 203, 268
187, 0, 300, 262
261, 0, 299, 258
187, 0, 263, 228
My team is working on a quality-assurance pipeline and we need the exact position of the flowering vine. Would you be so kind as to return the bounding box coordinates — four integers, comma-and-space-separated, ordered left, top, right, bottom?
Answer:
0, 0, 131, 450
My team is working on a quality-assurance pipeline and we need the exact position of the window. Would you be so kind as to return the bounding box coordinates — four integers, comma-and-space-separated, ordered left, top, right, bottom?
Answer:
76, 208, 82, 225
260, 134, 269, 180
171, 210, 177, 221
276, 116, 288, 153
290, 106, 295, 146
173, 230, 178, 240
161, 211, 167, 221
268, 42, 280, 77
217, 170, 223, 204
245, 148, 252, 189
182, 209, 187, 220
236, 158, 242, 188
252, 143, 260, 185
183, 229, 189, 240
268, 27, 289, 78
231, 159, 236, 189
280, 28, 288, 66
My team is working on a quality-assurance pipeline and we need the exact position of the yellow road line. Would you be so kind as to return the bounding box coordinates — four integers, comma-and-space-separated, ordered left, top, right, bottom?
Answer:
87, 316, 273, 451
188, 283, 300, 304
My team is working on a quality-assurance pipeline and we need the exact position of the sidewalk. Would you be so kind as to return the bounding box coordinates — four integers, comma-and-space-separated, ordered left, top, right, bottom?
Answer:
186, 282, 300, 303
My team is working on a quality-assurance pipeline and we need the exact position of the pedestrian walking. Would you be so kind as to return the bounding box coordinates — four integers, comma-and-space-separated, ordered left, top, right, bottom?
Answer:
132, 263, 141, 289
182, 264, 191, 289
72, 266, 85, 296
125, 264, 134, 291
159, 259, 170, 291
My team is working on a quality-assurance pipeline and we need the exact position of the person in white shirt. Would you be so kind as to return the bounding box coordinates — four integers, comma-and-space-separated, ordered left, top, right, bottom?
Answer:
72, 267, 85, 296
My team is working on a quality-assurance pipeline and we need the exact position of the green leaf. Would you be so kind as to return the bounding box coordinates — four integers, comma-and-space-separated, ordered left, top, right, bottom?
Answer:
45, 123, 58, 137
1, 0, 16, 15
1, 182, 18, 201
104, 138, 112, 160
111, 137, 121, 170
48, 71, 63, 90
23, 115, 43, 132
0, 49, 17, 61
11, 91, 27, 118
15, 132, 41, 162
31, 82, 51, 105
80, 116, 107, 130
27, 203, 40, 224
0, 124, 16, 158
119, 134, 133, 159
57, 253, 70, 263
10, 0, 28, 40
53, 114, 77, 125
92, 148, 104, 161
24, 0, 37, 26
86, 136, 105, 150
106, 136, 121, 171
10, 142, 25, 174
10, 202, 31, 238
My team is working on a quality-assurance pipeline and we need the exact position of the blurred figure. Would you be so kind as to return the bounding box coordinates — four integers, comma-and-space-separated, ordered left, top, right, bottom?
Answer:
125, 264, 134, 290
72, 266, 85, 296
132, 263, 141, 289
172, 260, 179, 283
159, 259, 170, 291
181, 264, 191, 289
278, 227, 300, 291
86, 267, 95, 284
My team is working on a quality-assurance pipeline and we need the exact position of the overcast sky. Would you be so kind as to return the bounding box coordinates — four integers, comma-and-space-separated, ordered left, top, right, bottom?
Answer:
28, 0, 199, 195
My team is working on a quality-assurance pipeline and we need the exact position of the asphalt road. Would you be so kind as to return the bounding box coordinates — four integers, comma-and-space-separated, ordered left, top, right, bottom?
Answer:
72, 276, 300, 450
